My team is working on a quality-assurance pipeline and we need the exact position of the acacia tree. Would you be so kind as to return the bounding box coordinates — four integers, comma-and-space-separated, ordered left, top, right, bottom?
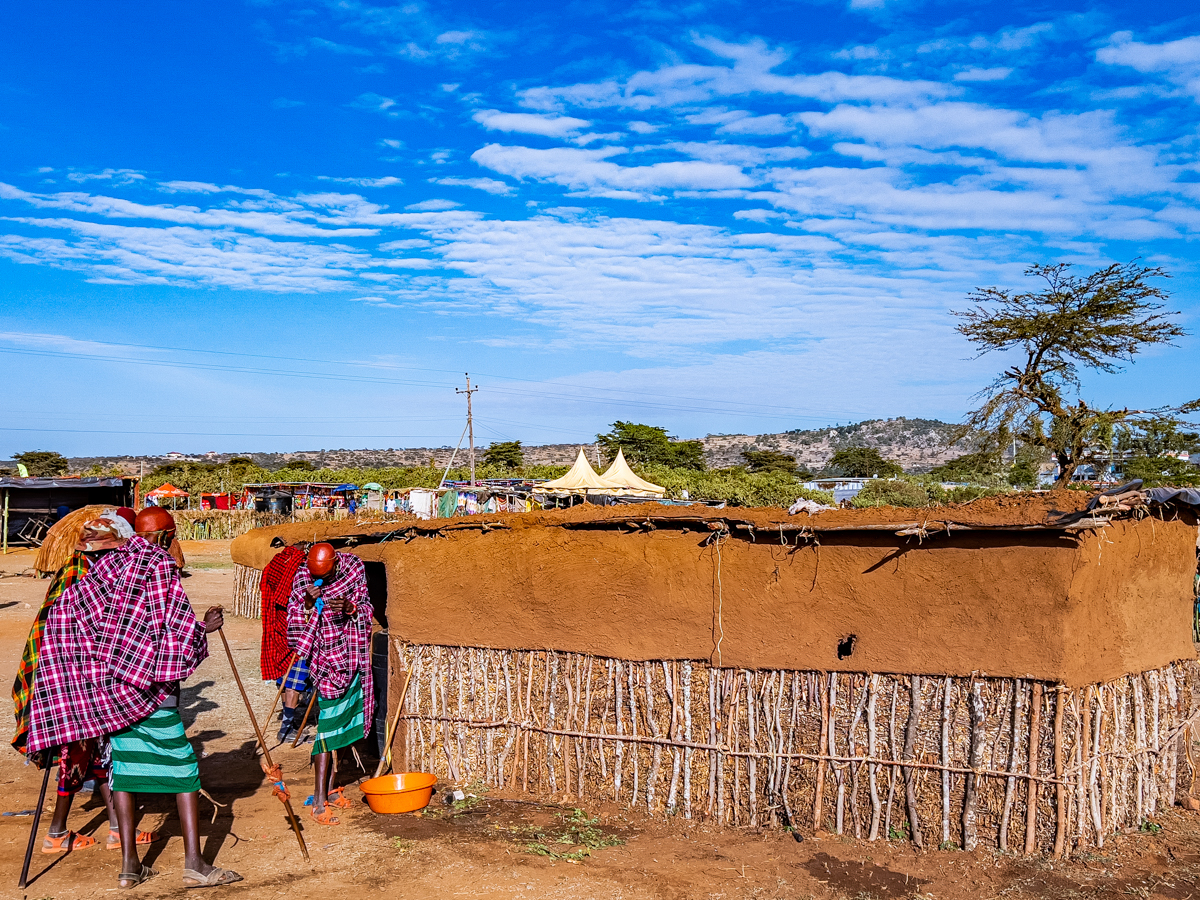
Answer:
954, 261, 1197, 487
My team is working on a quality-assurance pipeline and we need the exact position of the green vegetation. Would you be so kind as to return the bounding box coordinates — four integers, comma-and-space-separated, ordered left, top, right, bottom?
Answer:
1122, 456, 1200, 488
597, 421, 705, 470
641, 464, 832, 507
742, 449, 810, 477
827, 447, 903, 478
140, 461, 572, 497
483, 440, 525, 469
850, 479, 929, 508
13, 450, 68, 476
954, 261, 1198, 487
514, 808, 624, 861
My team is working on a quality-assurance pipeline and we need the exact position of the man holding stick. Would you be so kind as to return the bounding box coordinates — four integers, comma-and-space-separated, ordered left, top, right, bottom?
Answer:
25, 508, 241, 889
12, 511, 158, 854
287, 543, 373, 826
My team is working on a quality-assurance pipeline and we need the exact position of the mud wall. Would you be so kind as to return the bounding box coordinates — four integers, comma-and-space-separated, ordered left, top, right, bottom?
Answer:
373, 516, 1197, 686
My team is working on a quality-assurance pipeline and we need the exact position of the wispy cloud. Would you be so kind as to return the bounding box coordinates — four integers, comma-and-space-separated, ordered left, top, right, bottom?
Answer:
429, 176, 515, 195
471, 109, 591, 137
1098, 32, 1200, 102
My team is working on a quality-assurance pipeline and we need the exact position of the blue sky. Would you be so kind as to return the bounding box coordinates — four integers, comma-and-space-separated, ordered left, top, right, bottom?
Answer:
1, 0, 1197, 457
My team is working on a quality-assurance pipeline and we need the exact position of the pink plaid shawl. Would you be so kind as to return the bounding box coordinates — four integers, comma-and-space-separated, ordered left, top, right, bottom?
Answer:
287, 552, 373, 738
25, 536, 208, 754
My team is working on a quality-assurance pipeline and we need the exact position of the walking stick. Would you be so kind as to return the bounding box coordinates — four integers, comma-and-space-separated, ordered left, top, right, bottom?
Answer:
17, 762, 51, 889
373, 671, 413, 779
217, 628, 309, 861
291, 689, 318, 749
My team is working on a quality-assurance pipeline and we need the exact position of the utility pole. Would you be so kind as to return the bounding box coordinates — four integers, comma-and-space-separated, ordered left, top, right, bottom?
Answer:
456, 374, 478, 486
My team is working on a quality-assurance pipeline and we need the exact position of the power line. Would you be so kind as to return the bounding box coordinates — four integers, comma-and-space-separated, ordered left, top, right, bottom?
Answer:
0, 337, 870, 420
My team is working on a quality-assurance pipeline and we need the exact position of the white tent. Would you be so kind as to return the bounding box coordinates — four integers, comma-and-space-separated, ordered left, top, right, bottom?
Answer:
534, 449, 620, 493
600, 449, 665, 496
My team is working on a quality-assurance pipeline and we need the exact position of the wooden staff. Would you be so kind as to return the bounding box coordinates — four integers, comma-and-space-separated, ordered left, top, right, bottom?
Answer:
217, 628, 309, 861
374, 671, 414, 779
17, 762, 51, 889
292, 689, 318, 748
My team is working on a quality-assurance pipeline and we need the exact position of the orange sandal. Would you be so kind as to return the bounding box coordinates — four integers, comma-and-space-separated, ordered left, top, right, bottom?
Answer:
42, 831, 98, 854
106, 829, 159, 851
327, 788, 354, 810
310, 806, 341, 826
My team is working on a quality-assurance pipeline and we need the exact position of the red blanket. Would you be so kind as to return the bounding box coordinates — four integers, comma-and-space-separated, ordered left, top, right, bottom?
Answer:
260, 546, 304, 680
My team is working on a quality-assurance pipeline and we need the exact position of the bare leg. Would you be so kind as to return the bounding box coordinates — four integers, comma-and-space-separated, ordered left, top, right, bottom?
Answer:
45, 792, 73, 838
98, 781, 118, 830
113, 790, 140, 879
313, 752, 332, 814
175, 791, 215, 876
284, 688, 301, 709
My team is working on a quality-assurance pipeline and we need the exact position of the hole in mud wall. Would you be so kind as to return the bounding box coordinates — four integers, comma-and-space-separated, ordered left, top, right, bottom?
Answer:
837, 634, 856, 660
364, 561, 388, 629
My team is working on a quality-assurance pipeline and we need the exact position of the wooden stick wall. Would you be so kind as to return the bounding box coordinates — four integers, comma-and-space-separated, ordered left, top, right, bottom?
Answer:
394, 644, 1198, 854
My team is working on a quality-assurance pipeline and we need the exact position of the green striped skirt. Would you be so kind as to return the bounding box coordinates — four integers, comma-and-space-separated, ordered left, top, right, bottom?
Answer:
109, 707, 201, 794
312, 673, 364, 756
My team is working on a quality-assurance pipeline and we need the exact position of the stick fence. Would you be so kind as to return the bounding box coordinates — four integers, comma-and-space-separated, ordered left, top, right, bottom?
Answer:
392, 644, 1198, 855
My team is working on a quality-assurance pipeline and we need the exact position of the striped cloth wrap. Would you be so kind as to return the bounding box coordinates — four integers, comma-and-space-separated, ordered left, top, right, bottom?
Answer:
108, 707, 201, 794
312, 673, 364, 756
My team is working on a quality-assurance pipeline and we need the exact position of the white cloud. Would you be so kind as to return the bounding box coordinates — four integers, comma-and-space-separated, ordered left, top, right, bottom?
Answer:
471, 109, 591, 137
471, 144, 754, 199
518, 36, 956, 112
317, 175, 404, 187
1098, 33, 1200, 101
436, 30, 482, 45
350, 93, 400, 116
429, 176, 515, 195
405, 199, 460, 211
627, 121, 660, 134
685, 108, 794, 135
954, 67, 1013, 82
66, 169, 145, 184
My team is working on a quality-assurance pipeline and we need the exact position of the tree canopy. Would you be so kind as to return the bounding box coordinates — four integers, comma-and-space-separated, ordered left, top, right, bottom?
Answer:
826, 447, 903, 478
596, 422, 706, 470
483, 440, 525, 469
954, 261, 1196, 487
741, 449, 809, 477
13, 450, 68, 477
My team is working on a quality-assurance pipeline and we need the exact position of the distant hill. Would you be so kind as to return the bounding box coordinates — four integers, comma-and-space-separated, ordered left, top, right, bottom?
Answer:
704, 417, 970, 472
27, 416, 970, 476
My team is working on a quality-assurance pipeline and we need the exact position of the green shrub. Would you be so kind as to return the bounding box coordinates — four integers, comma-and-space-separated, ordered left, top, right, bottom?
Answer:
851, 479, 931, 508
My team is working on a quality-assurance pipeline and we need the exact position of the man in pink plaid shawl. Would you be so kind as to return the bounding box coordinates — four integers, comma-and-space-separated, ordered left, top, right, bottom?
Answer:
287, 542, 373, 826
25, 509, 240, 889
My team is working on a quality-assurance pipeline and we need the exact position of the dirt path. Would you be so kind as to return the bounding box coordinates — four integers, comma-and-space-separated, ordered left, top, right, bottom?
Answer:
1, 542, 1199, 899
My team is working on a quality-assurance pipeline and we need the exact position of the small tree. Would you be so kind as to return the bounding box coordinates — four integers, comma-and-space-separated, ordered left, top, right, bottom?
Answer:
955, 261, 1197, 487
742, 449, 809, 477
597, 422, 706, 471
483, 440, 524, 469
13, 450, 69, 477
827, 447, 903, 478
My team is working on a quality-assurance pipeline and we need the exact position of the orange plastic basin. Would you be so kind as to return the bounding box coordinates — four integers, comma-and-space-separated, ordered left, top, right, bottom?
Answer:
359, 772, 437, 814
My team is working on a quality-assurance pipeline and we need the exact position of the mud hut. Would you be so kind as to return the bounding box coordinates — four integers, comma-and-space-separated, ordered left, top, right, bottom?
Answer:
230, 490, 1200, 854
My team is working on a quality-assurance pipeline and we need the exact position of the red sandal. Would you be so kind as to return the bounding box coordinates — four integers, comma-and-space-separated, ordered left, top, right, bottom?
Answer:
42, 831, 97, 854
106, 829, 159, 851
311, 806, 341, 826
327, 788, 354, 810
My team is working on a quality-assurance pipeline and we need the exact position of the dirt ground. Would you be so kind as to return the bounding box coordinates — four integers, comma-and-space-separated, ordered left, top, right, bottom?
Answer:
2, 542, 1200, 899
